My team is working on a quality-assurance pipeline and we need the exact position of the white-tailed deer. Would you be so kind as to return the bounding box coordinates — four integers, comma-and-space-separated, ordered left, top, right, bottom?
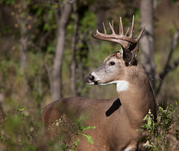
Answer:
41, 16, 157, 151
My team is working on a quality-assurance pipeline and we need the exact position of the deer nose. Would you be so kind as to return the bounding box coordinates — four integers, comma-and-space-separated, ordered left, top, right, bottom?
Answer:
86, 74, 95, 83
88, 74, 94, 81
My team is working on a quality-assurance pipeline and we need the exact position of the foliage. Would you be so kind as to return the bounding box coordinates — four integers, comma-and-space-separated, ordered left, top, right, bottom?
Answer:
0, 105, 37, 151
0, 0, 16, 6
139, 102, 179, 151
0, 103, 95, 151
48, 115, 95, 151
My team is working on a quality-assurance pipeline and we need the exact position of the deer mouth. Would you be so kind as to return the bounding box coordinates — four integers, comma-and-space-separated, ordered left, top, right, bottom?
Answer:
86, 73, 100, 85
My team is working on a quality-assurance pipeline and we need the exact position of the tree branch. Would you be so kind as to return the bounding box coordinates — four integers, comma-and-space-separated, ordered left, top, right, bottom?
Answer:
167, 58, 179, 71
156, 27, 179, 96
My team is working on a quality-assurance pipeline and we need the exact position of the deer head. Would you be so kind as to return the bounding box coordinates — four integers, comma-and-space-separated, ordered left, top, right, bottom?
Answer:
86, 16, 145, 91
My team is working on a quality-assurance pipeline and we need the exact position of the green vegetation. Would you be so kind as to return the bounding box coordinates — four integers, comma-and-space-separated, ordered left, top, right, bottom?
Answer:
139, 102, 179, 150
0, 103, 95, 151
1, 102, 179, 150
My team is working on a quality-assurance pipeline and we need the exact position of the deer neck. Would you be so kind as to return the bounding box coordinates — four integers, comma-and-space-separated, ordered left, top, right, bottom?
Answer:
116, 63, 155, 128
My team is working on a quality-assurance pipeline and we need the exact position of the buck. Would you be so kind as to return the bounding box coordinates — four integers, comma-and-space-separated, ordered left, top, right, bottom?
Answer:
41, 16, 157, 151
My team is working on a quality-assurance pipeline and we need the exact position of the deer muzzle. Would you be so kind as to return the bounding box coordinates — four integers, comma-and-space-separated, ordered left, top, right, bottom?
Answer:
86, 73, 99, 85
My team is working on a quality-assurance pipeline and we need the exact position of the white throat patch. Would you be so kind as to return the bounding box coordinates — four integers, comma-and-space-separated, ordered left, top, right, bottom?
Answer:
116, 81, 129, 92
100, 80, 129, 92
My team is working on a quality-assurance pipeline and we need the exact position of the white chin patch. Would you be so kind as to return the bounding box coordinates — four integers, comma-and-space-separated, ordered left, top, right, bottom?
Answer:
88, 82, 94, 85
100, 80, 129, 92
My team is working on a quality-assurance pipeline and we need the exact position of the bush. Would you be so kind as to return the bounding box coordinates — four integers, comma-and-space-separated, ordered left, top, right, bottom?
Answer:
1, 101, 179, 151
0, 105, 95, 151
139, 102, 179, 151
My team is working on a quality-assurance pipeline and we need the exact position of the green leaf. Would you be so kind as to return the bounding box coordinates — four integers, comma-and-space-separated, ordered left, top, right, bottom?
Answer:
74, 139, 79, 147
143, 114, 148, 121
18, 106, 26, 112
82, 126, 96, 131
81, 133, 94, 144
72, 138, 80, 150
159, 106, 166, 115
37, 8, 43, 16
147, 116, 152, 127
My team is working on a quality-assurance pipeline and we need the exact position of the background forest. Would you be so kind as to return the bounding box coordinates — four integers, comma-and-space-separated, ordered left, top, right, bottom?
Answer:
1, 0, 179, 150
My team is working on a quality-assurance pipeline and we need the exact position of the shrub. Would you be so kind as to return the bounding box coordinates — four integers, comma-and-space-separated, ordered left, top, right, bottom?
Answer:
139, 102, 179, 151
0, 105, 95, 151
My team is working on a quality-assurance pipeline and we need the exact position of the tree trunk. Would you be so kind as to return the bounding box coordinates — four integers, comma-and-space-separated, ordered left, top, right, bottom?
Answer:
52, 3, 72, 101
71, 2, 78, 97
96, 9, 106, 32
20, 36, 29, 105
0, 88, 5, 124
20, 38, 28, 71
16, 5, 29, 105
94, 1, 107, 32
140, 0, 156, 93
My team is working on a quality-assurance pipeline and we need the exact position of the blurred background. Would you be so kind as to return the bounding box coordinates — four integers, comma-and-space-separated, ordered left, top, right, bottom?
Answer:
0, 0, 179, 124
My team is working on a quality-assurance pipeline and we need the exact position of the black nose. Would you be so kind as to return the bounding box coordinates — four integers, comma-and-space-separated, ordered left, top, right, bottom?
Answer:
86, 74, 95, 83
88, 74, 94, 81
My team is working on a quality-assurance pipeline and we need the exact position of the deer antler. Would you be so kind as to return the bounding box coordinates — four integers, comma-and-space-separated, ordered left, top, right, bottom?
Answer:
91, 16, 145, 51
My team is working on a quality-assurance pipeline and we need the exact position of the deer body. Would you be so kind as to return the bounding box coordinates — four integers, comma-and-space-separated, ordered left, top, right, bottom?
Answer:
41, 16, 156, 151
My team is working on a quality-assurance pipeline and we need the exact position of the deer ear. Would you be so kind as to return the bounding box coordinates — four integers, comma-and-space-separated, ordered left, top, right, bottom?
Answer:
121, 46, 134, 65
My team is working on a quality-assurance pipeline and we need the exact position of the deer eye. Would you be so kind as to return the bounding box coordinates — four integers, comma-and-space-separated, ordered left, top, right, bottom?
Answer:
109, 61, 115, 66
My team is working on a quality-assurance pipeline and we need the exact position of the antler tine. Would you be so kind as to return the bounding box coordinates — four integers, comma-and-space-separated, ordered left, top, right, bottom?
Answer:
125, 28, 130, 36
112, 20, 115, 31
109, 22, 116, 34
136, 26, 145, 42
119, 17, 124, 35
129, 15, 134, 38
102, 22, 107, 34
